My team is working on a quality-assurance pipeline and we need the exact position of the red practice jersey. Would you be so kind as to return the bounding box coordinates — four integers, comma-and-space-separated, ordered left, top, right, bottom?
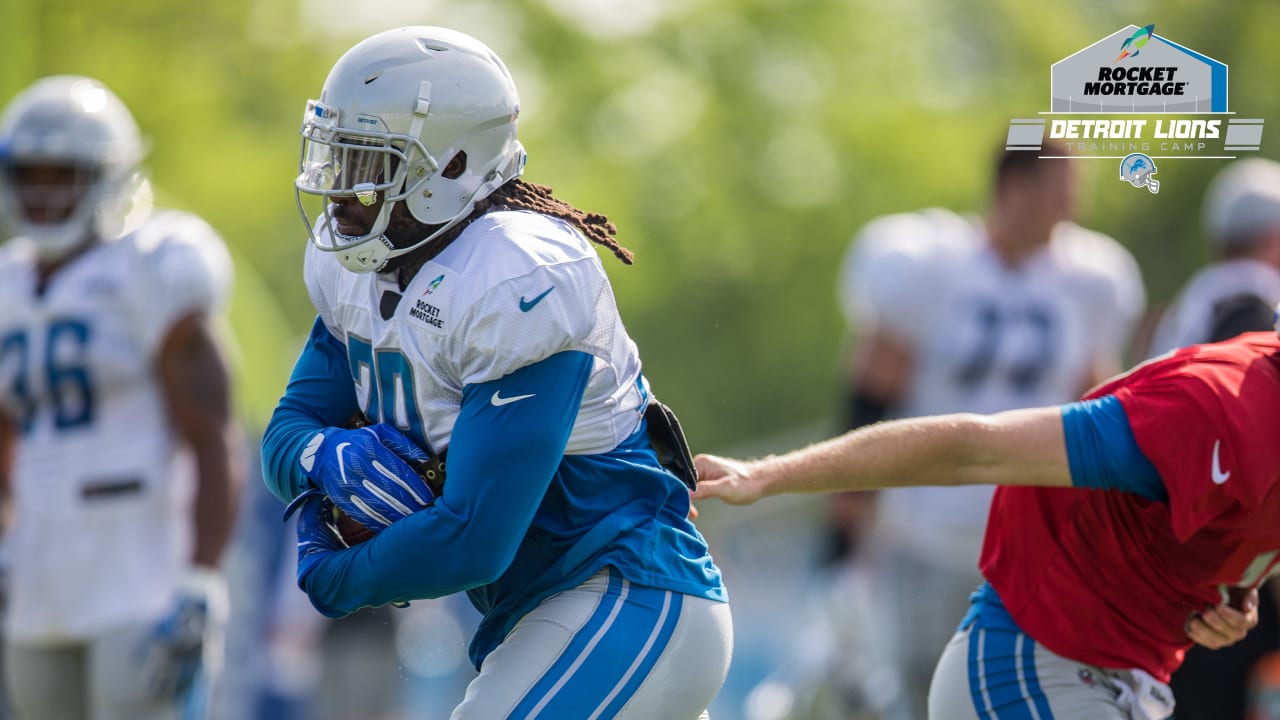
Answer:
981, 332, 1280, 681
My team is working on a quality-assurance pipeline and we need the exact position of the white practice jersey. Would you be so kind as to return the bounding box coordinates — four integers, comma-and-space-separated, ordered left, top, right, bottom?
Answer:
0, 211, 232, 643
838, 208, 1145, 566
305, 209, 648, 458
1149, 258, 1280, 355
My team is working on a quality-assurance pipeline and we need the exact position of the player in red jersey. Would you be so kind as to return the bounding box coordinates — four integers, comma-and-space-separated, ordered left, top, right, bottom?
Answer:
694, 331, 1280, 719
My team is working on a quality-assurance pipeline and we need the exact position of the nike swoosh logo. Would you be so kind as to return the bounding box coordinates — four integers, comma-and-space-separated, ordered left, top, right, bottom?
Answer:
491, 391, 535, 407
519, 286, 556, 312
1212, 439, 1231, 485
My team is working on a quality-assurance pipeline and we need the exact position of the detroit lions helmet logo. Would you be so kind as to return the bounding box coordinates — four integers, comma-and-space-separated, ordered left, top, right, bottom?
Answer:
1119, 153, 1160, 194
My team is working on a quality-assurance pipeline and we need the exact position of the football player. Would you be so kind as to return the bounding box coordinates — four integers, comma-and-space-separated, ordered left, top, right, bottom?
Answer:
1149, 158, 1280, 720
0, 76, 243, 719
828, 139, 1146, 716
694, 327, 1280, 720
260, 27, 732, 718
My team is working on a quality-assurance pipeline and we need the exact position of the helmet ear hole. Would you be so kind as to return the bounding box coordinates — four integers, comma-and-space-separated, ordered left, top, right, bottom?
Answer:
442, 151, 467, 180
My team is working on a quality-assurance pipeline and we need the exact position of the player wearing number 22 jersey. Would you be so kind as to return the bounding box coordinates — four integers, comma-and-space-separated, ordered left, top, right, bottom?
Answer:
841, 207, 1145, 565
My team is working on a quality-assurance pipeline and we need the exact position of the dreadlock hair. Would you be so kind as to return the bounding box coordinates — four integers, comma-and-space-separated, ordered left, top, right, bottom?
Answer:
478, 179, 634, 265
393, 178, 634, 290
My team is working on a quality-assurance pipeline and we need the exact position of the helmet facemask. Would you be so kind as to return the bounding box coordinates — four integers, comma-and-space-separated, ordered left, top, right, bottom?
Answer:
295, 99, 440, 272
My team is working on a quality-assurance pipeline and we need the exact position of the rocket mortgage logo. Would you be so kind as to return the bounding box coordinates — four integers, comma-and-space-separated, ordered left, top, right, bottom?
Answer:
1006, 24, 1266, 195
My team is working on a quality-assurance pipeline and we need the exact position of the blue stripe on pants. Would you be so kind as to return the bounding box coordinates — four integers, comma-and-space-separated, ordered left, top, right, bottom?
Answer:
510, 570, 683, 719
510, 571, 628, 718
968, 628, 992, 718
592, 590, 683, 719
967, 628, 1055, 720
1020, 634, 1054, 719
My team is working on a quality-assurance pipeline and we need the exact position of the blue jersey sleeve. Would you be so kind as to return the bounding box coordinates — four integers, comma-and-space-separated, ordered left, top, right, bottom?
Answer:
298, 349, 594, 616
260, 317, 361, 503
1061, 395, 1167, 502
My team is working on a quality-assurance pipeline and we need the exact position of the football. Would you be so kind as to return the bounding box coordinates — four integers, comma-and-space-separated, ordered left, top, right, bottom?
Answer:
332, 506, 377, 546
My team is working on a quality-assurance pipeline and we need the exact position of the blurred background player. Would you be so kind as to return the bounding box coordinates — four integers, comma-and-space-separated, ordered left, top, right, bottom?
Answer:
1147, 157, 1280, 720
825, 138, 1146, 718
260, 27, 732, 718
0, 76, 243, 720
1150, 158, 1280, 354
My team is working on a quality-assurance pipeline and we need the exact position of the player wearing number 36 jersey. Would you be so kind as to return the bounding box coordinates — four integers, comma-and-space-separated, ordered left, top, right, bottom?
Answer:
0, 209, 233, 638
261, 27, 730, 719
0, 76, 242, 720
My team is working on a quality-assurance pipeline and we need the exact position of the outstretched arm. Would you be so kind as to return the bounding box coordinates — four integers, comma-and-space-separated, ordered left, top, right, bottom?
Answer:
694, 406, 1071, 505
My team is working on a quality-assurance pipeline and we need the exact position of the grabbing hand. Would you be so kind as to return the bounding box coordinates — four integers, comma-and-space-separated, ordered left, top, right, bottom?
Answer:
691, 454, 766, 505
300, 423, 436, 530
1186, 587, 1259, 650
292, 489, 345, 585
290, 488, 411, 611
138, 569, 228, 701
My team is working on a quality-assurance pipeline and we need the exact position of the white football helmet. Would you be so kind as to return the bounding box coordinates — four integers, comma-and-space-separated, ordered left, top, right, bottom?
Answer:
0, 76, 146, 260
295, 26, 526, 273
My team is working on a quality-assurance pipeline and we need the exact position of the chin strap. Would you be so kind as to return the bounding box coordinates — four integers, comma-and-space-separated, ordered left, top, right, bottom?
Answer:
332, 194, 399, 273
335, 204, 474, 274
335, 234, 395, 273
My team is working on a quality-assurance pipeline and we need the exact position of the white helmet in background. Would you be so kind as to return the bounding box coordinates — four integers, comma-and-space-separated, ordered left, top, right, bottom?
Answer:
1203, 158, 1280, 250
295, 26, 526, 273
0, 75, 146, 260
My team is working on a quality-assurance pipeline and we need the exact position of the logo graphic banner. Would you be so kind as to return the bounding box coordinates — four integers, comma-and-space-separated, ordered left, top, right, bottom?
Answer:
1005, 23, 1265, 191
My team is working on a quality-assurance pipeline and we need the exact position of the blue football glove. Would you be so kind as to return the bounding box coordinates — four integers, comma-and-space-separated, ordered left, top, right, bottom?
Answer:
299, 423, 436, 530
137, 568, 228, 702
290, 489, 344, 587
289, 489, 410, 612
